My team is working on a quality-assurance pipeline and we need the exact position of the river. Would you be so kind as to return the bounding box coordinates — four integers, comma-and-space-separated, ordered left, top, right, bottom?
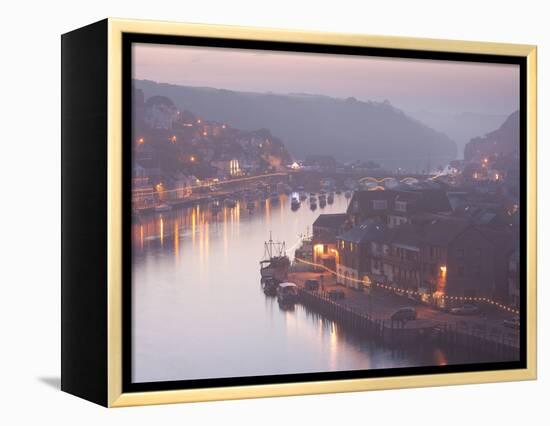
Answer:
132, 193, 466, 383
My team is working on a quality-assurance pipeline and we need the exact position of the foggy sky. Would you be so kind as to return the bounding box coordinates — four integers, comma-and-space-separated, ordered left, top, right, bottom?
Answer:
132, 43, 519, 116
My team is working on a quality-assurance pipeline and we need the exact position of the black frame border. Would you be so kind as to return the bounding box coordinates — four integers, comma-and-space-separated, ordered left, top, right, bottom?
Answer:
122, 33, 528, 394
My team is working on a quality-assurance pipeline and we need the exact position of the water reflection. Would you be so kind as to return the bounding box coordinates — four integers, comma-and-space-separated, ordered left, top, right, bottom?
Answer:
132, 193, 464, 383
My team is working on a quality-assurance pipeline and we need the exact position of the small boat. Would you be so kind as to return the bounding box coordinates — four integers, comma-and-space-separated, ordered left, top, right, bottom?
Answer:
269, 192, 280, 204
224, 198, 237, 208
344, 191, 352, 199
309, 192, 316, 198
327, 193, 334, 204
211, 200, 222, 213
299, 192, 307, 201
154, 203, 172, 213
277, 282, 299, 305
291, 198, 300, 211
319, 198, 326, 208
261, 276, 279, 296
310, 200, 317, 211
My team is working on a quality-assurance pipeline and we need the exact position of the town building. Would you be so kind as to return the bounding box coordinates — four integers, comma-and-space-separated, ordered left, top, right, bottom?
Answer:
334, 209, 515, 307
347, 189, 452, 228
131, 164, 155, 209
311, 213, 348, 269
336, 220, 387, 290
508, 249, 520, 309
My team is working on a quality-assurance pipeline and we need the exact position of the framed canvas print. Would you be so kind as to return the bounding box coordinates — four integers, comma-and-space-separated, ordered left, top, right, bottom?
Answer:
61, 18, 537, 407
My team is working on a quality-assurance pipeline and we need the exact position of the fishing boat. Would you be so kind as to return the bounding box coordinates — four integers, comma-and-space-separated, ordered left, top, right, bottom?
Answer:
291, 198, 300, 211
277, 282, 299, 305
259, 233, 290, 282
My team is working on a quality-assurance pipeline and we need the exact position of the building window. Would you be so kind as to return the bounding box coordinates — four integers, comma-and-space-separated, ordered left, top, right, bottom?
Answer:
395, 201, 407, 212
373, 200, 387, 210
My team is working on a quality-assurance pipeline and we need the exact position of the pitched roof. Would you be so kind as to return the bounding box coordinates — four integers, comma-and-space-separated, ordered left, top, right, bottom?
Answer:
389, 224, 421, 248
415, 215, 471, 246
312, 213, 348, 229
339, 220, 388, 243
348, 188, 451, 216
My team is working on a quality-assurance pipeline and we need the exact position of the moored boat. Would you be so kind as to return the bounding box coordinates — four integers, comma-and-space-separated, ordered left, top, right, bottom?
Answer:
269, 192, 280, 204
259, 234, 290, 282
224, 198, 237, 208
277, 282, 299, 305
291, 198, 300, 210
261, 276, 279, 296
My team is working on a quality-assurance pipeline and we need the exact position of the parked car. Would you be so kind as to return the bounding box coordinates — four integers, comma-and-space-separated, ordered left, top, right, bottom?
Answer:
503, 316, 520, 329
328, 289, 345, 300
450, 304, 479, 315
391, 307, 417, 321
304, 279, 320, 291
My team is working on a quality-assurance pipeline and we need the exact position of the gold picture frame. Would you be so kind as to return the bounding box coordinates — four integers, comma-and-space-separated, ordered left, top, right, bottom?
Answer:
61, 18, 537, 407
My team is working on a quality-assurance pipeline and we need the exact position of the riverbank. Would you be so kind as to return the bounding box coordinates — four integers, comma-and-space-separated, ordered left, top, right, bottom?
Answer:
289, 271, 520, 359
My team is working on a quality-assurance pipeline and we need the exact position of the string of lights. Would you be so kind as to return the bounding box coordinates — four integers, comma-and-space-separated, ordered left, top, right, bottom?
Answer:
294, 257, 519, 315
138, 172, 288, 196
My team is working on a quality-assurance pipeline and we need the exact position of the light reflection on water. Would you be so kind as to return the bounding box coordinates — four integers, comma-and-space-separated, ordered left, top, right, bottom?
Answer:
132, 193, 457, 383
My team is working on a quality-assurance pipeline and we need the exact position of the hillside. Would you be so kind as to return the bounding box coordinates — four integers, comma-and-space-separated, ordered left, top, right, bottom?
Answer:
464, 111, 520, 162
134, 80, 457, 171
408, 110, 508, 159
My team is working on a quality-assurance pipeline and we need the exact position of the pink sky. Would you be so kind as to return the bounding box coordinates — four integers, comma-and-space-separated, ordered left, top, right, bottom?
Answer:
133, 43, 519, 115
